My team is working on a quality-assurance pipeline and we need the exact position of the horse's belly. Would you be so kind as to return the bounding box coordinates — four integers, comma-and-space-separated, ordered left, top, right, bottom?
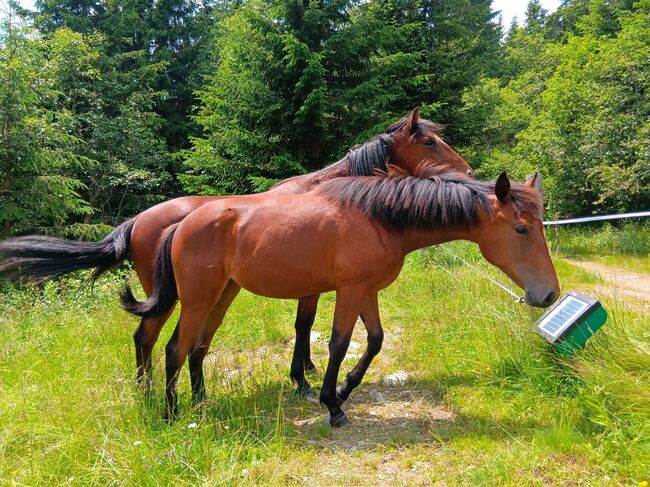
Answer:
230, 231, 336, 299
231, 256, 334, 299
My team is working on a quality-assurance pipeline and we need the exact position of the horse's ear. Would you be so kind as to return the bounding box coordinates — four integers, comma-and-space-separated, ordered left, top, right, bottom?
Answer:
405, 107, 420, 134
526, 172, 543, 193
495, 171, 511, 204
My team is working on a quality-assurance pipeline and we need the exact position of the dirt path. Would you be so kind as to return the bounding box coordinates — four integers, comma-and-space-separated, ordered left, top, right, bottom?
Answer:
565, 258, 650, 303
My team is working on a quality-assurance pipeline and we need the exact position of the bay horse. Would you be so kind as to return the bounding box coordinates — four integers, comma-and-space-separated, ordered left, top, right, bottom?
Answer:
0, 109, 472, 396
122, 171, 560, 426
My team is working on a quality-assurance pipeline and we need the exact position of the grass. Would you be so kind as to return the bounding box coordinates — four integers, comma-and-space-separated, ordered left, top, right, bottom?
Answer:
1, 227, 649, 485
546, 222, 650, 273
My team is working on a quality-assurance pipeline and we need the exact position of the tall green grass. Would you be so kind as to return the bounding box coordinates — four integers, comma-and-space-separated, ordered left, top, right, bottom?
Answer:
547, 222, 650, 272
0, 235, 649, 484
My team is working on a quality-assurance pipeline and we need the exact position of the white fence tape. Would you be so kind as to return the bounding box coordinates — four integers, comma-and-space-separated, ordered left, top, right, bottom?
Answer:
544, 211, 650, 226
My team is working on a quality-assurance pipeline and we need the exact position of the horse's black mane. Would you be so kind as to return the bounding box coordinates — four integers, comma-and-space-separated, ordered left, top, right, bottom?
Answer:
345, 117, 446, 177
346, 135, 392, 176
270, 116, 444, 189
319, 172, 541, 231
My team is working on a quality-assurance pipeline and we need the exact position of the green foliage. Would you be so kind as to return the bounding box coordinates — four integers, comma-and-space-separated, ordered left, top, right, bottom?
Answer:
460, 0, 649, 217
73, 47, 174, 223
0, 12, 93, 236
1, 0, 648, 228
181, 5, 295, 195
183, 0, 502, 194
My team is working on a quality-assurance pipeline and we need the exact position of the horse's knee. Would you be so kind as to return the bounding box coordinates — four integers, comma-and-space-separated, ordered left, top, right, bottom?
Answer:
367, 329, 383, 356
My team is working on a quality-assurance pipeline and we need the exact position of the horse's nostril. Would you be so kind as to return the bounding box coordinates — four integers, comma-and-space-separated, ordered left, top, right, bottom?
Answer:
467, 169, 474, 177
543, 291, 557, 306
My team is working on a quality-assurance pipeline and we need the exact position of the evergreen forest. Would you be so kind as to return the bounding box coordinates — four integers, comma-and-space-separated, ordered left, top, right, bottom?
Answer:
1, 0, 648, 236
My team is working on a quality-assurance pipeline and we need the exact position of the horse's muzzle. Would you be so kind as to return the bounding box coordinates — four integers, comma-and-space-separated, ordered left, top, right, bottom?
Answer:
525, 289, 558, 308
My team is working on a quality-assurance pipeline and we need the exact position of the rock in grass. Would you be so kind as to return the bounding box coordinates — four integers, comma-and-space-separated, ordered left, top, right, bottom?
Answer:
369, 391, 385, 403
384, 371, 409, 386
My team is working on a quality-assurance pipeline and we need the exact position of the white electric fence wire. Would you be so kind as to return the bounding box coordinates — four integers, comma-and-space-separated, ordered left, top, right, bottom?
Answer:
543, 211, 650, 226
437, 246, 524, 303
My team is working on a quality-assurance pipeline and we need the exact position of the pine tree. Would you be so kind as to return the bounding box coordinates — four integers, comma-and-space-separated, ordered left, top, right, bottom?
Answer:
0, 6, 92, 236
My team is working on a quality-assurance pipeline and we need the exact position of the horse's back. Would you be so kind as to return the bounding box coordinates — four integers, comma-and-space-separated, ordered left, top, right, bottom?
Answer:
172, 192, 405, 299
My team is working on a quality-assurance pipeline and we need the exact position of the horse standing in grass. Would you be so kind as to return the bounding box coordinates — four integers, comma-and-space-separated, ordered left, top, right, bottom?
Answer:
0, 109, 473, 397
122, 171, 559, 426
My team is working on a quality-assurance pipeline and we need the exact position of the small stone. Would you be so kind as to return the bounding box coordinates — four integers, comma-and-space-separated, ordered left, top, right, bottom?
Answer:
241, 469, 249, 476
133, 441, 142, 446
187, 422, 198, 429
309, 331, 321, 343
369, 391, 385, 402
384, 371, 409, 386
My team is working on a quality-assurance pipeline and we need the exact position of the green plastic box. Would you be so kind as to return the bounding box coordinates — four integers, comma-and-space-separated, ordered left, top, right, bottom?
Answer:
534, 290, 608, 355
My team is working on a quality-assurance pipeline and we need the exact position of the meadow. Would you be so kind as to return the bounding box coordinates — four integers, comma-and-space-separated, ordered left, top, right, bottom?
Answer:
1, 225, 649, 485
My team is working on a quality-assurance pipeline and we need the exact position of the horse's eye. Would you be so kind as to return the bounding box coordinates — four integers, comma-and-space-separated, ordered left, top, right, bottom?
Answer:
425, 138, 435, 146
516, 226, 528, 235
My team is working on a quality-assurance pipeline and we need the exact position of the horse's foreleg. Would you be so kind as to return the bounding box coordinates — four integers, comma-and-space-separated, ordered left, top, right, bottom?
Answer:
134, 306, 176, 390
335, 292, 383, 405
290, 294, 320, 399
320, 289, 367, 427
188, 280, 241, 404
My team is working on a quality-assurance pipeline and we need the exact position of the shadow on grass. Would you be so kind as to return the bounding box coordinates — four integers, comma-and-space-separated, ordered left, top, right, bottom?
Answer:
132, 370, 557, 453
288, 374, 554, 452
129, 363, 576, 458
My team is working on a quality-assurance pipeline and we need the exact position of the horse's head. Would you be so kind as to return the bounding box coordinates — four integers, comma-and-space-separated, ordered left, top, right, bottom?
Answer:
476, 172, 559, 308
388, 108, 473, 177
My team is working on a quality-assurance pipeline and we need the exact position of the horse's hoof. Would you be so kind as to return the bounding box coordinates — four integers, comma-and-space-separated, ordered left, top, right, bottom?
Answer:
329, 411, 350, 427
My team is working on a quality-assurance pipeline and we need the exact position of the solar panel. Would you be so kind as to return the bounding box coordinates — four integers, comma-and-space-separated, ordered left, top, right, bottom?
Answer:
534, 291, 606, 351
538, 295, 590, 339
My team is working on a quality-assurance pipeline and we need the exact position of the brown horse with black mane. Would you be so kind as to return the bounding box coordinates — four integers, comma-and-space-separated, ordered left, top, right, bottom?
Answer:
123, 171, 559, 426
0, 109, 472, 396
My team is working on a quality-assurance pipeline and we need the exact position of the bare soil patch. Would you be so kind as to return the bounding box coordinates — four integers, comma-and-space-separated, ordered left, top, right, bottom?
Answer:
565, 258, 650, 303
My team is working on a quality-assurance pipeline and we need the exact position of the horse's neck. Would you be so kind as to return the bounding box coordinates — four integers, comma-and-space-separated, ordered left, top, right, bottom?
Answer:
309, 158, 350, 182
400, 226, 477, 255
269, 159, 349, 195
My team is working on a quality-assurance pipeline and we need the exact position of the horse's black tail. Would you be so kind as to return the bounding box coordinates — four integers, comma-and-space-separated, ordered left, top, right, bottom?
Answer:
120, 226, 178, 319
0, 219, 136, 284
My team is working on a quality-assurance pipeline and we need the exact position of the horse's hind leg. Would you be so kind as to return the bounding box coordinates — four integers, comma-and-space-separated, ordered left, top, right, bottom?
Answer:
164, 285, 228, 421
335, 292, 383, 405
188, 280, 241, 404
134, 306, 176, 389
296, 295, 320, 371
290, 294, 320, 399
